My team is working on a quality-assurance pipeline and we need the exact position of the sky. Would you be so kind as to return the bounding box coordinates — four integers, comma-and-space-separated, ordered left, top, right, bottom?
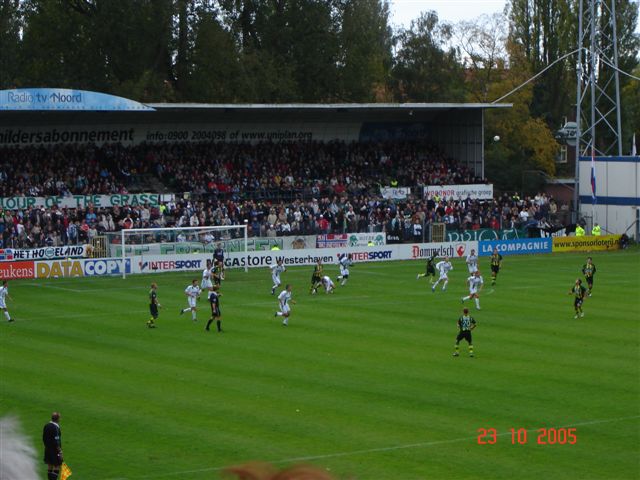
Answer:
388, 0, 507, 28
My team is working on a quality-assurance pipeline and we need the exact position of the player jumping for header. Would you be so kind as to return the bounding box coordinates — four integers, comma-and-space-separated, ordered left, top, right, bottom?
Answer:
582, 257, 596, 297
270, 259, 286, 295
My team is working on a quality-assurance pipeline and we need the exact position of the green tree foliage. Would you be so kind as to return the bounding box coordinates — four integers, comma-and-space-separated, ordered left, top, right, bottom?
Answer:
508, 0, 576, 126
338, 0, 393, 101
391, 11, 465, 102
0, 0, 21, 88
484, 40, 559, 188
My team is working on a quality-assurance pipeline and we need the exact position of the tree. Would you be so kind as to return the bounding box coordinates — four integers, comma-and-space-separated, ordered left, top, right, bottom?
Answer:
338, 0, 393, 101
390, 11, 465, 102
0, 0, 21, 88
455, 13, 508, 102
187, 11, 243, 102
508, 0, 576, 126
484, 40, 559, 191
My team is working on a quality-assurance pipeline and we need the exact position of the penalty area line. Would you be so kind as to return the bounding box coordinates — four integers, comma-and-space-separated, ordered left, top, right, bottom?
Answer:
112, 414, 640, 480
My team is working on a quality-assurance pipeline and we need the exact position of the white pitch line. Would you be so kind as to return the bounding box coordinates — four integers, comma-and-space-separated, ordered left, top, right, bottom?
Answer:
107, 414, 640, 480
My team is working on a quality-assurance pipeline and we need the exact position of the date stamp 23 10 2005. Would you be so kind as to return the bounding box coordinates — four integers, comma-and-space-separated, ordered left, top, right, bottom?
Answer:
477, 427, 578, 445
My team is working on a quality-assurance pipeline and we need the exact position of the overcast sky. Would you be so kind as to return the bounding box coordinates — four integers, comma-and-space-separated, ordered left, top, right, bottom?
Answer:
388, 0, 507, 28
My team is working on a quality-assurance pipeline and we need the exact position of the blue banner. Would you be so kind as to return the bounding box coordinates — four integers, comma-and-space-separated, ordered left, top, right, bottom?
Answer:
479, 238, 552, 256
0, 89, 154, 111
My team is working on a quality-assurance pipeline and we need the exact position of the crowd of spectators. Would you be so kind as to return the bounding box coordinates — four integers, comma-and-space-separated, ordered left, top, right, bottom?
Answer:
0, 141, 566, 249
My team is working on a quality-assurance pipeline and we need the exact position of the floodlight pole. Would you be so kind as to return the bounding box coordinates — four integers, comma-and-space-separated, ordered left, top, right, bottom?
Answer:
574, 0, 624, 224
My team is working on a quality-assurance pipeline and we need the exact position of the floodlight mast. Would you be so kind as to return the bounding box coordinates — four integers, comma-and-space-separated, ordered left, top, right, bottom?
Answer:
573, 0, 624, 222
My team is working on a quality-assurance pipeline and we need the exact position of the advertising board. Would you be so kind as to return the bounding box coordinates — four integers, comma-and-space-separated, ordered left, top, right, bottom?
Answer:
316, 233, 386, 248
0, 245, 90, 262
424, 184, 494, 200
35, 258, 132, 278
478, 238, 552, 256
551, 235, 621, 252
0, 261, 35, 280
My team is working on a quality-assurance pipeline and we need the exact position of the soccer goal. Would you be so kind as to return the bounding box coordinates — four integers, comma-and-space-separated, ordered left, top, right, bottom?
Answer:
105, 225, 248, 279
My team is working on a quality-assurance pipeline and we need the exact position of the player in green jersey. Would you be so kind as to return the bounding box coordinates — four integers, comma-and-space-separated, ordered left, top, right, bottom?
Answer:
417, 253, 437, 283
489, 249, 503, 286
310, 259, 323, 294
581, 257, 596, 296
569, 278, 587, 318
147, 283, 161, 328
453, 308, 477, 357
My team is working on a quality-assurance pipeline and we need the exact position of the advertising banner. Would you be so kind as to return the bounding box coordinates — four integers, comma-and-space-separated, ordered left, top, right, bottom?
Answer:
380, 187, 411, 200
445, 228, 525, 242
0, 245, 90, 262
0, 88, 154, 111
0, 261, 35, 279
0, 122, 362, 147
35, 258, 131, 278
424, 184, 494, 200
316, 233, 386, 248
0, 193, 174, 210
129, 241, 479, 274
479, 238, 552, 256
399, 241, 478, 260
552, 235, 621, 253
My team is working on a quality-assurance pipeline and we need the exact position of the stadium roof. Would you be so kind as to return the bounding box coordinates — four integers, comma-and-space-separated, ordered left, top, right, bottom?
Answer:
147, 102, 511, 110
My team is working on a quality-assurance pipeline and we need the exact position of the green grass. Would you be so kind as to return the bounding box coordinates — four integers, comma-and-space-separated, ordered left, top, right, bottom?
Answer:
1, 249, 639, 479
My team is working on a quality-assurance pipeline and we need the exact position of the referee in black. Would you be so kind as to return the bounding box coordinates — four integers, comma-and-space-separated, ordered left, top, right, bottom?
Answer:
43, 411, 63, 480
453, 308, 477, 357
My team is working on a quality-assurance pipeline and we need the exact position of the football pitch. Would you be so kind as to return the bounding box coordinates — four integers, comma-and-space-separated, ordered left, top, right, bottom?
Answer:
1, 249, 639, 479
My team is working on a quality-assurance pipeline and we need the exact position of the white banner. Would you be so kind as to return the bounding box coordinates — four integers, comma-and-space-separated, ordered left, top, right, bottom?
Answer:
1, 245, 90, 261
129, 240, 478, 274
0, 193, 175, 210
423, 184, 494, 200
316, 233, 386, 248
380, 187, 411, 200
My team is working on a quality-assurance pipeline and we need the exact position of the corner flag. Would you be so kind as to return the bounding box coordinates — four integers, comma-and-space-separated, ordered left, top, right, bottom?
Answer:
590, 153, 597, 204
60, 463, 73, 480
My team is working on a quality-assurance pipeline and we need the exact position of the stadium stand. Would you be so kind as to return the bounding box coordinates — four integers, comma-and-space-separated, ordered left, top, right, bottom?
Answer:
0, 141, 565, 248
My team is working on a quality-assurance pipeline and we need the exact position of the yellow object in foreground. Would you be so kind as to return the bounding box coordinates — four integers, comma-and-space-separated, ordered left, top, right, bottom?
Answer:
60, 463, 73, 480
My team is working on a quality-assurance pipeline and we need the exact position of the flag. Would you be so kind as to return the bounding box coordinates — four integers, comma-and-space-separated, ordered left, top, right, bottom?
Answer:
60, 463, 73, 480
590, 152, 597, 204
632, 133, 637, 156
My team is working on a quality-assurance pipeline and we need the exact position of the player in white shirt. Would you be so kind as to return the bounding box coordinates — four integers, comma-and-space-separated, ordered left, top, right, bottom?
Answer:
321, 275, 335, 294
274, 284, 296, 326
466, 249, 479, 274
201, 260, 214, 290
432, 257, 453, 292
336, 253, 353, 286
270, 259, 286, 295
180, 279, 201, 322
0, 281, 13, 322
461, 271, 484, 310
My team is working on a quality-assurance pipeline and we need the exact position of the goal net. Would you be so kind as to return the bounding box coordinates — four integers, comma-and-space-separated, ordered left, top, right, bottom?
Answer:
105, 225, 248, 279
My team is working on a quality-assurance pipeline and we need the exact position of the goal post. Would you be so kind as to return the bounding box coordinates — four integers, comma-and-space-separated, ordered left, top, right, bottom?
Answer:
105, 224, 248, 279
